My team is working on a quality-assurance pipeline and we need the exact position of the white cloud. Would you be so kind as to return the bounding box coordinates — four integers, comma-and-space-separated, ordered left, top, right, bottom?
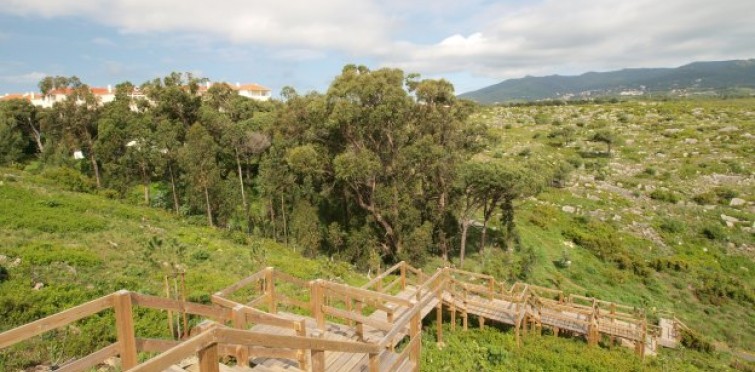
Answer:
1, 0, 753, 81
1, 71, 47, 83
384, 0, 755, 79
1, 0, 392, 54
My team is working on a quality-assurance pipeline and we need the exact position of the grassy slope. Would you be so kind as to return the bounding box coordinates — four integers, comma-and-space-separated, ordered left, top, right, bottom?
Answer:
0, 169, 363, 369
1, 98, 753, 370
441, 99, 754, 356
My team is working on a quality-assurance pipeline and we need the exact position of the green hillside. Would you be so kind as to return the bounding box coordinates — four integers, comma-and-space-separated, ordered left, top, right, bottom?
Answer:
460, 59, 755, 103
0, 165, 750, 371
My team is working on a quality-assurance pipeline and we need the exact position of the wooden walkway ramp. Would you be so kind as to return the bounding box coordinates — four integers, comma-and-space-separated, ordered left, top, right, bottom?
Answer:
0, 262, 689, 372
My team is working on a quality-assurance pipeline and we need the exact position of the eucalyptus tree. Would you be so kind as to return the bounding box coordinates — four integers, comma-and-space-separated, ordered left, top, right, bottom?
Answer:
53, 84, 103, 187
141, 72, 203, 212
0, 99, 44, 154
0, 109, 24, 164
180, 123, 221, 226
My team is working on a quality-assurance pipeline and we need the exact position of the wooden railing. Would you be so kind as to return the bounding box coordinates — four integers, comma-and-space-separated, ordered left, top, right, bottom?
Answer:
2, 262, 690, 371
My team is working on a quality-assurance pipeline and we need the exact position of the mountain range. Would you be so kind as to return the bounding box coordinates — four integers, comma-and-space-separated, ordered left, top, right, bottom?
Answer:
459, 59, 755, 103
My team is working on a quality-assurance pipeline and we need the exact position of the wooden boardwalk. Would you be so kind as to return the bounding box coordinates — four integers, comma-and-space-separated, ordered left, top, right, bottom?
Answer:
0, 262, 689, 372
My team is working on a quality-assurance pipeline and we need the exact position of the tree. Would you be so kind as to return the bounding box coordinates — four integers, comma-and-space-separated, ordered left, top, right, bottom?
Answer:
54, 84, 103, 187
180, 123, 221, 226
0, 110, 24, 164
0, 99, 44, 154
590, 129, 618, 156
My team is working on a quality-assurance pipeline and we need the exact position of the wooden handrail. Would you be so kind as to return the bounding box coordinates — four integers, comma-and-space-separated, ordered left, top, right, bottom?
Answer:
323, 281, 414, 307
213, 269, 268, 298
131, 292, 233, 321
128, 326, 219, 372
362, 261, 405, 290
0, 293, 115, 349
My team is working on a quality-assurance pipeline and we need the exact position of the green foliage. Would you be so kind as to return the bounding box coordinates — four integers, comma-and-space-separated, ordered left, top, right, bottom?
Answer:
650, 189, 680, 203
40, 167, 95, 193
0, 265, 8, 282
290, 200, 323, 257
701, 224, 727, 241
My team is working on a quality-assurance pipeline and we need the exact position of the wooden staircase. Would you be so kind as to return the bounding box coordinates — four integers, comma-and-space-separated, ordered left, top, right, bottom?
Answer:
0, 262, 690, 371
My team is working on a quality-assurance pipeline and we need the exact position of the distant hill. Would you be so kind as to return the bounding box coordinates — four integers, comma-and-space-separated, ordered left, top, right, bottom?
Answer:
459, 59, 755, 103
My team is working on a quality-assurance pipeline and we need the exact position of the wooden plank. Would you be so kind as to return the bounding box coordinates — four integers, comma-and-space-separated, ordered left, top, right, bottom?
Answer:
114, 290, 138, 370
247, 294, 271, 308
130, 293, 232, 321
311, 349, 326, 372
129, 328, 217, 372
216, 328, 380, 354
0, 293, 114, 349
198, 342, 220, 372
362, 262, 404, 290
215, 270, 268, 298
136, 337, 181, 352
56, 342, 120, 372
248, 346, 300, 360
322, 305, 393, 332
325, 282, 413, 307
239, 306, 300, 329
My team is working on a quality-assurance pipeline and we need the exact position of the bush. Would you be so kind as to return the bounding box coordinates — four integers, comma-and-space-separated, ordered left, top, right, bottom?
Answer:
41, 167, 95, 193
680, 328, 714, 353
0, 265, 8, 282
659, 218, 685, 233
650, 189, 680, 203
701, 224, 727, 241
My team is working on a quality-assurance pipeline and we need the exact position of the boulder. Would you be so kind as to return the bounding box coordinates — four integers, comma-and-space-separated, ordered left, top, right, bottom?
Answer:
562, 205, 576, 214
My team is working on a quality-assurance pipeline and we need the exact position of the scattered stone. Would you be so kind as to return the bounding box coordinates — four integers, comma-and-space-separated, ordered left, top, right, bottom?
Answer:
612, 214, 622, 221
562, 205, 576, 214
684, 138, 698, 144
10, 258, 20, 268
730, 198, 746, 207
0, 255, 6, 264
33, 282, 44, 290
721, 214, 740, 227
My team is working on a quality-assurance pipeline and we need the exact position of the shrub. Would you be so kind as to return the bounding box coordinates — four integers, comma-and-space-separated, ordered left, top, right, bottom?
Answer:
0, 265, 8, 282
650, 189, 680, 203
680, 328, 714, 353
692, 191, 717, 205
659, 218, 685, 233
701, 224, 727, 241
40, 167, 95, 193
191, 249, 210, 262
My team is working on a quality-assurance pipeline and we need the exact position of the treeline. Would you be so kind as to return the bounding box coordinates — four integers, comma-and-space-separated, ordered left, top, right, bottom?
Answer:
0, 65, 566, 267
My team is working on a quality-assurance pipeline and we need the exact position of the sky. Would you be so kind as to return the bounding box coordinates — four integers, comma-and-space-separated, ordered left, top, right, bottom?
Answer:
0, 0, 753, 96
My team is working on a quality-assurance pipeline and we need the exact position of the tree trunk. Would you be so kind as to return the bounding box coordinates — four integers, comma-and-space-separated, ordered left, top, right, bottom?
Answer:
141, 164, 150, 206
27, 119, 44, 153
502, 197, 516, 251
269, 198, 277, 239
89, 152, 101, 188
280, 195, 288, 246
460, 220, 470, 267
168, 163, 180, 213
204, 185, 213, 227
480, 218, 489, 254
235, 150, 251, 233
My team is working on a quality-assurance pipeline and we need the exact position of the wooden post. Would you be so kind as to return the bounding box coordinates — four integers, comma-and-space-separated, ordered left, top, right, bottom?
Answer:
232, 306, 249, 366
462, 285, 468, 331
488, 278, 495, 300
164, 276, 175, 338
450, 301, 457, 331
436, 292, 443, 345
479, 316, 485, 330
311, 280, 325, 332
400, 262, 407, 290
297, 320, 310, 371
311, 349, 326, 372
180, 272, 189, 338
369, 353, 379, 372
198, 342, 220, 372
266, 268, 277, 314
114, 290, 137, 370
410, 312, 421, 370
355, 300, 364, 341
346, 296, 354, 326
